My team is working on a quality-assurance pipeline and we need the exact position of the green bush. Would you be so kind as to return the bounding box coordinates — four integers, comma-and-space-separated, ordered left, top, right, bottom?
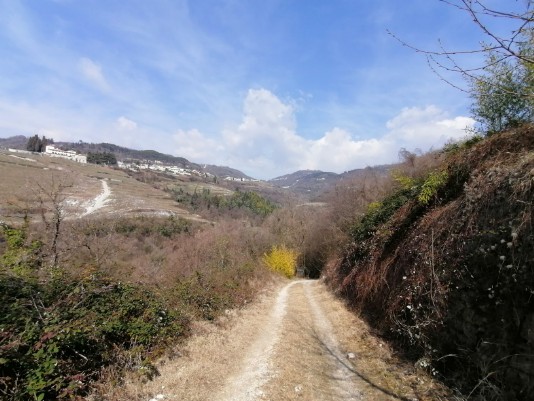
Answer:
0, 222, 42, 277
351, 187, 414, 243
173, 272, 231, 321
0, 275, 187, 400
418, 170, 448, 205
113, 216, 191, 238
170, 187, 277, 217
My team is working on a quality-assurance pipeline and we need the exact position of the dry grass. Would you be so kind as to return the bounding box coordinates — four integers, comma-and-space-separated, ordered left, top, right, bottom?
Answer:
90, 276, 284, 401
96, 280, 452, 401
0, 150, 203, 224
314, 282, 453, 401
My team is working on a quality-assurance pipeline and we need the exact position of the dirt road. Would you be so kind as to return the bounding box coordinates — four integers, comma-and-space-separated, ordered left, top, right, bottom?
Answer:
80, 179, 111, 217
117, 280, 448, 401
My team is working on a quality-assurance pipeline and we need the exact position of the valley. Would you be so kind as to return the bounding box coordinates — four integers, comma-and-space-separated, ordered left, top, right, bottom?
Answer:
1, 126, 533, 401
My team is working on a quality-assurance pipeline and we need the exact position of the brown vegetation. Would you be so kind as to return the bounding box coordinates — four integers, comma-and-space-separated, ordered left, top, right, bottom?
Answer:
0, 165, 283, 400
324, 126, 534, 400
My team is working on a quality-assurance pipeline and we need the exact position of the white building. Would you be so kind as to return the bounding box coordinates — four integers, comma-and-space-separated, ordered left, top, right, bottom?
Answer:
44, 145, 87, 163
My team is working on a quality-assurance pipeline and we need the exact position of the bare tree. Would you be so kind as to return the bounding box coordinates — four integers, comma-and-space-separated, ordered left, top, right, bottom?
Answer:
390, 1, 533, 132
31, 175, 73, 269
389, 0, 533, 93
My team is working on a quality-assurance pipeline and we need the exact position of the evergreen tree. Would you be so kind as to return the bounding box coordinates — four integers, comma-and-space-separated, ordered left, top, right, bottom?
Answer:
26, 135, 53, 152
26, 135, 38, 152
87, 152, 118, 165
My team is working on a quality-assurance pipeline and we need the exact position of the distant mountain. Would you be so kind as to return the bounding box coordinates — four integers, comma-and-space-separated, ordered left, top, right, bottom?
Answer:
1, 135, 392, 197
0, 135, 27, 149
56, 141, 200, 170
270, 166, 392, 198
202, 164, 254, 180
270, 170, 339, 195
342, 164, 391, 180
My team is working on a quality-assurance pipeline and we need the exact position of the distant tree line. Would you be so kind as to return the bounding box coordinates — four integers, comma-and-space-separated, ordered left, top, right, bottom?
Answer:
26, 135, 53, 152
171, 187, 277, 217
87, 152, 117, 165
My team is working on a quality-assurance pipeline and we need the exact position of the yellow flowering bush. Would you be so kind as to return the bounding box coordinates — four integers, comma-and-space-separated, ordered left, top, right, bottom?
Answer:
263, 245, 298, 278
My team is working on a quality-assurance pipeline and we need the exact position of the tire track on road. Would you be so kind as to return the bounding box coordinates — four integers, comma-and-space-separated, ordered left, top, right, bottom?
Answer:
216, 280, 304, 401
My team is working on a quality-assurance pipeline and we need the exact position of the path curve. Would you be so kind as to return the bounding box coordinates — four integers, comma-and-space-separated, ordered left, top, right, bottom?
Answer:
81, 179, 111, 217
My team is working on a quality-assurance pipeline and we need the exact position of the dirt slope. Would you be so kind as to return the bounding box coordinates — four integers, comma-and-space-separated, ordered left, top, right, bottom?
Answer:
112, 280, 449, 401
0, 150, 203, 222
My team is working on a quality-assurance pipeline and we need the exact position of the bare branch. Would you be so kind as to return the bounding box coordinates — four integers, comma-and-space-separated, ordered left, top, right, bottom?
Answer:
390, 1, 533, 63
389, 0, 534, 103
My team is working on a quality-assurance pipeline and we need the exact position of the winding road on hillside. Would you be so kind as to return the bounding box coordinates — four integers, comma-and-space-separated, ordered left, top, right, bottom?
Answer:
81, 179, 111, 217
120, 280, 444, 401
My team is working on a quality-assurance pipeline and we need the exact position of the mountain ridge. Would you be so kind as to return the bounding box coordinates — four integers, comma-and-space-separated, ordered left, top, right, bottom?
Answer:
0, 135, 255, 180
268, 165, 392, 197
1, 135, 389, 197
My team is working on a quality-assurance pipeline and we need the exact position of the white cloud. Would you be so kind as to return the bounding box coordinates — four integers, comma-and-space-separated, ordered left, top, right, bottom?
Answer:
438, 116, 475, 130
79, 57, 109, 92
385, 105, 475, 150
303, 128, 394, 172
173, 128, 223, 161
222, 89, 301, 153
116, 116, 137, 130
171, 89, 476, 179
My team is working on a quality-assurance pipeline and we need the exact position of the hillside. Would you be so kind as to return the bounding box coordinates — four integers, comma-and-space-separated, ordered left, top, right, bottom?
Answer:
270, 170, 339, 195
0, 135, 27, 149
0, 136, 255, 181
325, 126, 534, 400
202, 164, 254, 180
0, 148, 205, 224
270, 165, 390, 199
57, 141, 200, 170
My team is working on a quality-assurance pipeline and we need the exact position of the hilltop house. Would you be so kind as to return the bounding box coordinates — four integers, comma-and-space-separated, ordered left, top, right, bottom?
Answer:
45, 145, 87, 163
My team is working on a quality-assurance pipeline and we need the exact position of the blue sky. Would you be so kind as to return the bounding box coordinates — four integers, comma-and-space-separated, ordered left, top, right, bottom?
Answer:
0, 0, 525, 178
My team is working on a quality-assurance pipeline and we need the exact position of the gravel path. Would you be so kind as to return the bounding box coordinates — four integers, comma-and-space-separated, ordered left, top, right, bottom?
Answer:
215, 280, 302, 401
117, 280, 445, 401
81, 179, 110, 217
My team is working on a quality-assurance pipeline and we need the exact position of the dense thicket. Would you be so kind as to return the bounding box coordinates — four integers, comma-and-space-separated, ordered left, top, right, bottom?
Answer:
325, 126, 534, 400
0, 214, 272, 400
86, 152, 117, 165
170, 187, 277, 217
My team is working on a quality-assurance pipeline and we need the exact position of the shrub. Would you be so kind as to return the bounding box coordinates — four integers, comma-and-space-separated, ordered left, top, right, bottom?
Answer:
351, 187, 414, 243
169, 187, 277, 217
391, 170, 416, 190
417, 170, 448, 205
262, 245, 298, 278
0, 222, 42, 278
225, 190, 277, 216
0, 274, 188, 400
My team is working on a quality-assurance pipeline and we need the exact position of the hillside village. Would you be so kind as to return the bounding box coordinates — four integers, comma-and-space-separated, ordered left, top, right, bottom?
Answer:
117, 159, 258, 182
3, 142, 259, 182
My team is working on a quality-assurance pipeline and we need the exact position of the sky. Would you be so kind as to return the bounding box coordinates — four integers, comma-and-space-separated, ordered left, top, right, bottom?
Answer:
0, 0, 526, 179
